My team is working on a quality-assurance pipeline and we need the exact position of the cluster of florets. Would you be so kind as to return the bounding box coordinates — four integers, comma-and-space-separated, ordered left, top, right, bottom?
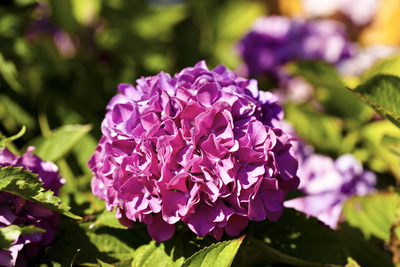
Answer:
89, 61, 299, 241
237, 15, 354, 78
0, 147, 64, 267
284, 126, 376, 228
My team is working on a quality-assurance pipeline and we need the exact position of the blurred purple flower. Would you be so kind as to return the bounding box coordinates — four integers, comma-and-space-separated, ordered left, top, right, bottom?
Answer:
237, 16, 355, 78
89, 61, 300, 241
0, 147, 64, 267
284, 132, 376, 228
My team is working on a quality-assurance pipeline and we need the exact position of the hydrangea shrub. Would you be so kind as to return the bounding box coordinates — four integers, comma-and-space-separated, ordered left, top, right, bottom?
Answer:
0, 147, 64, 267
89, 61, 300, 241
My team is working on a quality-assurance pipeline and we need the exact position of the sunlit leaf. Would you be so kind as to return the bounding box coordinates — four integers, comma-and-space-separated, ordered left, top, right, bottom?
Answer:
363, 54, 400, 81
182, 236, 244, 267
28, 124, 92, 162
132, 241, 185, 267
348, 75, 400, 128
342, 192, 399, 241
0, 166, 81, 219
94, 209, 128, 230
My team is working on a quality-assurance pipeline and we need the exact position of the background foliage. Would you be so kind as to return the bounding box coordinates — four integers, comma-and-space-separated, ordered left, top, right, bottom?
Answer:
1, 0, 400, 266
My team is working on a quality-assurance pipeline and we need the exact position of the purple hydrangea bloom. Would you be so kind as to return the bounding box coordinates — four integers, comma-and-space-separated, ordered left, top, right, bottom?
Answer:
89, 61, 300, 241
285, 151, 376, 229
237, 16, 354, 78
0, 147, 64, 267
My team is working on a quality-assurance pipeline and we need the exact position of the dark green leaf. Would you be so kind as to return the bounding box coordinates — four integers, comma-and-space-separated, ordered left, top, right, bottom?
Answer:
239, 208, 349, 266
182, 236, 244, 267
349, 75, 400, 128
28, 124, 92, 162
0, 166, 81, 219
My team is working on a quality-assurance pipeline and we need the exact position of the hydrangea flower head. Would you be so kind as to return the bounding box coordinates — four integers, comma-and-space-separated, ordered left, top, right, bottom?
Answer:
89, 61, 300, 241
0, 146, 64, 267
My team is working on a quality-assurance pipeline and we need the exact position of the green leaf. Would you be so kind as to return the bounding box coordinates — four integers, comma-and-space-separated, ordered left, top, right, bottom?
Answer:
132, 241, 185, 267
0, 53, 25, 95
28, 124, 92, 162
349, 75, 400, 128
42, 219, 151, 266
0, 166, 81, 219
0, 225, 45, 250
363, 54, 400, 82
289, 61, 370, 120
97, 259, 115, 267
285, 104, 342, 153
94, 209, 128, 230
337, 192, 399, 267
0, 125, 25, 148
238, 208, 349, 266
182, 236, 244, 267
242, 237, 343, 267
382, 134, 400, 156
342, 192, 399, 241
359, 120, 400, 180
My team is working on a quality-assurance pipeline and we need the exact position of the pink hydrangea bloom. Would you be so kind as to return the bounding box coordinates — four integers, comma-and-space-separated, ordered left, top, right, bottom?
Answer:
0, 147, 64, 267
89, 61, 299, 241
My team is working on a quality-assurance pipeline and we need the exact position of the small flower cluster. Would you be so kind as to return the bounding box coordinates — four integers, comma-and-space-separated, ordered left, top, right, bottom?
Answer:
237, 16, 354, 78
0, 147, 64, 267
89, 61, 299, 241
284, 127, 376, 229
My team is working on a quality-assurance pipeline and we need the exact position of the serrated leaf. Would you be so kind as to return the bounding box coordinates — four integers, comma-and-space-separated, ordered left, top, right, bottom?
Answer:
28, 124, 92, 162
0, 166, 81, 219
97, 259, 115, 267
0, 126, 26, 148
349, 75, 400, 128
182, 236, 244, 267
0, 225, 45, 250
132, 240, 185, 267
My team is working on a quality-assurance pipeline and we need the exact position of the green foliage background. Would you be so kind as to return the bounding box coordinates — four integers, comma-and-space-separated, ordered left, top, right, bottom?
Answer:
1, 0, 400, 266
